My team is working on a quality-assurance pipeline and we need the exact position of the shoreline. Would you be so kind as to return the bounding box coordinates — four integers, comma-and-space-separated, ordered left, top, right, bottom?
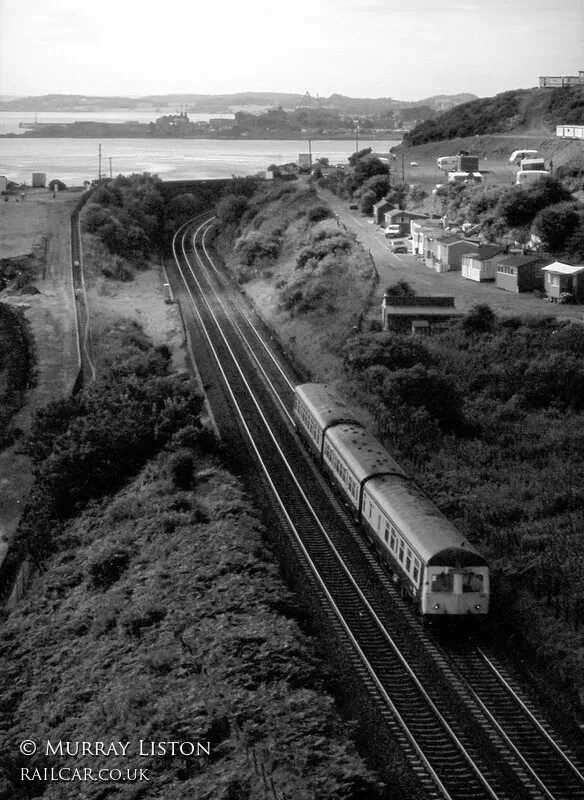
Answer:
0, 130, 403, 141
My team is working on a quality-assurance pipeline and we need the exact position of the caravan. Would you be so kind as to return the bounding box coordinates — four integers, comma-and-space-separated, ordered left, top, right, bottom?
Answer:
509, 149, 538, 166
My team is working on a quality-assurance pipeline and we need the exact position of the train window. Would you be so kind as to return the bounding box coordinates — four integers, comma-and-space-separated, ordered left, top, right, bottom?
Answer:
390, 531, 396, 551
405, 550, 412, 572
431, 573, 453, 593
412, 561, 420, 584
463, 573, 483, 593
377, 513, 381, 531
398, 541, 404, 563
384, 525, 389, 543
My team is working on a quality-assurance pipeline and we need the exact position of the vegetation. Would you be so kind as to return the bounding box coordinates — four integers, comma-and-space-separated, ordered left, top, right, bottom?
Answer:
213, 182, 376, 381
0, 303, 34, 449
404, 85, 584, 146
340, 313, 584, 701
83, 174, 165, 268
8, 320, 207, 569
404, 91, 524, 146
0, 322, 383, 800
433, 176, 584, 258
547, 85, 584, 126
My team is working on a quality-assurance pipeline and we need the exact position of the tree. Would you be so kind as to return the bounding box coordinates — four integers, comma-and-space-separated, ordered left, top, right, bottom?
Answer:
462, 304, 496, 335
348, 148, 373, 167
359, 189, 376, 215
566, 218, 584, 258
387, 181, 410, 210
408, 184, 428, 206
385, 279, 415, 297
216, 194, 249, 226
532, 202, 581, 253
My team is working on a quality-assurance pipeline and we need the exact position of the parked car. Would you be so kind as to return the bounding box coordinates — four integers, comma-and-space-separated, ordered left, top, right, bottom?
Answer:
349, 203, 358, 210
410, 161, 419, 167
388, 239, 409, 253
384, 224, 402, 238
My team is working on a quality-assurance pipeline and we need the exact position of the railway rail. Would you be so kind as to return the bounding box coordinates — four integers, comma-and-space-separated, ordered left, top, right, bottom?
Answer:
166, 213, 584, 800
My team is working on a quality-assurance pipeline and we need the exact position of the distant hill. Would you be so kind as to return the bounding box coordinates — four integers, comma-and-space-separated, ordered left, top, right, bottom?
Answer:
0, 91, 478, 115
404, 86, 584, 146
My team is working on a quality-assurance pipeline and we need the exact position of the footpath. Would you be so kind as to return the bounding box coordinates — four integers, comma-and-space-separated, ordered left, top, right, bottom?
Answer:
0, 191, 80, 570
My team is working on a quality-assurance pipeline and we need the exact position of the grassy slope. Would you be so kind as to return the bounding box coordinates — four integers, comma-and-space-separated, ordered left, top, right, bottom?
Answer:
214, 184, 377, 383
0, 455, 382, 799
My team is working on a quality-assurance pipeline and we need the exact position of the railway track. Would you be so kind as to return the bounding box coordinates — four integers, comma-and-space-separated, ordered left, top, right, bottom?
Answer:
167, 213, 584, 800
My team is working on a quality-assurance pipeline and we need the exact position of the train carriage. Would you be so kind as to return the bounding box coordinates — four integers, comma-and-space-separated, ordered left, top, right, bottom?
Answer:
293, 383, 360, 457
323, 423, 406, 513
363, 475, 489, 619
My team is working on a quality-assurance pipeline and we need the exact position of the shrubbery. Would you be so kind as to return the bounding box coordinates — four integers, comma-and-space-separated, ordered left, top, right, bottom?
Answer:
234, 230, 281, 268
11, 322, 207, 566
83, 174, 165, 267
404, 90, 524, 145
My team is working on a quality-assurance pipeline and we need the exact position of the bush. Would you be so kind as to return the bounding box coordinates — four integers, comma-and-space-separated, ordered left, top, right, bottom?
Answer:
462, 304, 496, 335
167, 448, 195, 490
306, 205, 334, 223
234, 231, 280, 267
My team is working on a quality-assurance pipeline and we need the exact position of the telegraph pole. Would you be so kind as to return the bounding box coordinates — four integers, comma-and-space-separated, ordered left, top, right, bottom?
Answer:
108, 157, 113, 179
98, 143, 102, 181
355, 120, 360, 167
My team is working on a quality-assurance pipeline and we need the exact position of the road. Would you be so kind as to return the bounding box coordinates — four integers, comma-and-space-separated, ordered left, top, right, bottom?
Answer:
318, 188, 584, 323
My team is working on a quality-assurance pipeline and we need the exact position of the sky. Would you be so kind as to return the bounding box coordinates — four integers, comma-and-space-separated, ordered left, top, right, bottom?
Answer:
0, 0, 582, 101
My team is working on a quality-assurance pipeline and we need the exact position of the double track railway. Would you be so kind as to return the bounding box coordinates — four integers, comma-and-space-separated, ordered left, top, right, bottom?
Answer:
166, 214, 584, 800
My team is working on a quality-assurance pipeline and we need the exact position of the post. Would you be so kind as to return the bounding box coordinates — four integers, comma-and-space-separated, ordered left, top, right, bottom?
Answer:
355, 121, 360, 166
308, 138, 312, 171
98, 143, 102, 181
109, 157, 113, 179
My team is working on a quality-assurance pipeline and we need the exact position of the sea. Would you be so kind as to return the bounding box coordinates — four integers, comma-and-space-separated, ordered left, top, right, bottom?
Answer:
0, 111, 399, 185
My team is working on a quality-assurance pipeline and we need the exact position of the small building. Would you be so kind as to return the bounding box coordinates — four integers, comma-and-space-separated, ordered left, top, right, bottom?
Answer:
411, 219, 443, 257
461, 245, 506, 282
427, 234, 479, 273
0, 176, 7, 194
494, 254, 546, 293
542, 262, 584, 302
383, 208, 429, 234
381, 294, 462, 333
32, 172, 46, 188
372, 199, 393, 225
209, 117, 233, 131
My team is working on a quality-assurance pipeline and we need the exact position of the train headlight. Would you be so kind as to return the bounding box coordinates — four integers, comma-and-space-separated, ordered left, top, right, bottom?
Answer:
433, 604, 440, 610
475, 604, 482, 610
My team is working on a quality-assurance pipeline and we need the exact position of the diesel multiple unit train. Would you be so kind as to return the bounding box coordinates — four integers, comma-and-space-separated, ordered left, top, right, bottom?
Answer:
293, 383, 490, 621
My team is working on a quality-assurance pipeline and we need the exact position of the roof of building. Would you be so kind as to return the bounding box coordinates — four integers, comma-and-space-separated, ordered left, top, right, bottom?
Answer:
494, 253, 543, 268
435, 234, 467, 245
386, 209, 429, 220
542, 261, 584, 275
373, 199, 393, 210
385, 307, 462, 317
463, 245, 506, 262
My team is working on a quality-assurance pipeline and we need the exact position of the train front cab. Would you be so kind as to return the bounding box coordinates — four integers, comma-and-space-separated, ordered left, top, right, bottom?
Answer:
421, 551, 489, 622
